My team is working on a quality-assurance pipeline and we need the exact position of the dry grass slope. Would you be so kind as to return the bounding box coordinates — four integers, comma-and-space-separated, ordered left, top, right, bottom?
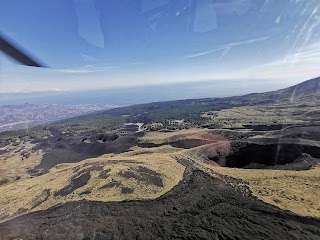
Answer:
202, 97, 320, 129
0, 145, 185, 222
213, 166, 320, 218
0, 140, 44, 182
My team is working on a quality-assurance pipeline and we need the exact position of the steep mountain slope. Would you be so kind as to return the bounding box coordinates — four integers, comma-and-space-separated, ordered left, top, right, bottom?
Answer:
243, 77, 320, 101
102, 77, 320, 120
277, 77, 320, 98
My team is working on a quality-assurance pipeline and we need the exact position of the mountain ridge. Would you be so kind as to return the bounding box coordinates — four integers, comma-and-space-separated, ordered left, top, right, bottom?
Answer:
102, 77, 320, 117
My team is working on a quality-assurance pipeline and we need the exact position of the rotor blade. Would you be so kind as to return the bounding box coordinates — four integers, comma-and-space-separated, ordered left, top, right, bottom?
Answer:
0, 34, 46, 67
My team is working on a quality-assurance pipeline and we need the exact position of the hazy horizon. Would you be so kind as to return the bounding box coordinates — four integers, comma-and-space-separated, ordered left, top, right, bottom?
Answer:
0, 77, 304, 106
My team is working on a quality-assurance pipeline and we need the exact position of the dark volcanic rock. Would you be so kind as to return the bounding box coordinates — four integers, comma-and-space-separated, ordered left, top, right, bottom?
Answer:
207, 138, 320, 170
0, 171, 319, 240
119, 166, 164, 187
54, 172, 91, 197
242, 124, 291, 131
85, 133, 119, 142
31, 135, 139, 174
273, 125, 320, 141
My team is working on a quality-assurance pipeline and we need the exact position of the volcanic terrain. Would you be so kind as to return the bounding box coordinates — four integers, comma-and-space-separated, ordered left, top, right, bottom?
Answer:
0, 78, 320, 239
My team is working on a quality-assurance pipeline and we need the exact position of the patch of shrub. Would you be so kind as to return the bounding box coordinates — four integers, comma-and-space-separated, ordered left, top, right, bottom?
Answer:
0, 178, 9, 185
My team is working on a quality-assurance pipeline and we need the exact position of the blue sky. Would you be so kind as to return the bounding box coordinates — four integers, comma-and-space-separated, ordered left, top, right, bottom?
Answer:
0, 0, 320, 93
